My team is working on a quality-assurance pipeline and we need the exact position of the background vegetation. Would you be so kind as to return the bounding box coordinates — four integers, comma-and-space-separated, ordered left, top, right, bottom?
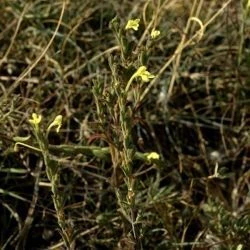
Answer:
0, 0, 249, 249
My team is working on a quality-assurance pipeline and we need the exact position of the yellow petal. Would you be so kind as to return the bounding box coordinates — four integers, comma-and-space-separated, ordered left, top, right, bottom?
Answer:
125, 19, 140, 31
151, 29, 160, 39
135, 66, 155, 82
29, 113, 42, 125
48, 115, 63, 133
146, 152, 160, 160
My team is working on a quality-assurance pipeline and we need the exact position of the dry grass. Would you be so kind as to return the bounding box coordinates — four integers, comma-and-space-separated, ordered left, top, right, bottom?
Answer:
0, 0, 249, 249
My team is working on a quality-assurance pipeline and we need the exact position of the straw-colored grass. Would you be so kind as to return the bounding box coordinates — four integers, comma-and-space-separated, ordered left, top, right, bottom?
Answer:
0, 0, 249, 249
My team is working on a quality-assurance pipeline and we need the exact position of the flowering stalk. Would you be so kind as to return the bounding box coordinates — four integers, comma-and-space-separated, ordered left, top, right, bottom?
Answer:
92, 17, 160, 246
16, 113, 74, 249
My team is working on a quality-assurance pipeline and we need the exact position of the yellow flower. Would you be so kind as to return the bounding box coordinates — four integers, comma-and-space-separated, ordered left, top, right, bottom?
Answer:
125, 65, 155, 92
125, 19, 140, 31
47, 115, 62, 133
146, 152, 160, 160
151, 29, 160, 39
29, 113, 42, 126
135, 66, 155, 82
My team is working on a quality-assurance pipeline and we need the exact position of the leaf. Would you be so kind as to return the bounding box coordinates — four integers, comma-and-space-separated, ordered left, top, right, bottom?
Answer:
13, 135, 31, 142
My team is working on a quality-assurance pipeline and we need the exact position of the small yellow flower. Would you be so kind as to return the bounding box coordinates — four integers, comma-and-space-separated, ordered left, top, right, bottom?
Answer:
125, 19, 140, 31
125, 65, 155, 92
135, 66, 155, 82
48, 115, 62, 133
29, 113, 42, 126
151, 29, 160, 39
146, 152, 160, 160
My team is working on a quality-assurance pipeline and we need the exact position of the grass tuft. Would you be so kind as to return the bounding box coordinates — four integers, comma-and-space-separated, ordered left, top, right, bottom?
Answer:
0, 0, 249, 249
